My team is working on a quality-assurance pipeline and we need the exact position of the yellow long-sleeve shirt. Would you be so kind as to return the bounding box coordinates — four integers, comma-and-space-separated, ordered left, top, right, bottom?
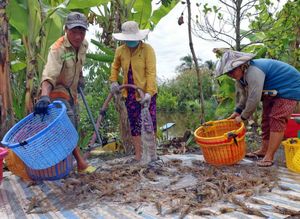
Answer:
109, 42, 157, 99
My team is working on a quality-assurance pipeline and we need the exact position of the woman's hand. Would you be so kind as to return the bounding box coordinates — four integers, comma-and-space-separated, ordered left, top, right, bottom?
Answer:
234, 116, 243, 124
227, 112, 240, 119
141, 93, 151, 108
110, 82, 120, 94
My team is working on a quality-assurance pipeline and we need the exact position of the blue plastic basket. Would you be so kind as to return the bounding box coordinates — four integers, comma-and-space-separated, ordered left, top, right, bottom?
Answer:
1, 101, 78, 170
26, 153, 74, 181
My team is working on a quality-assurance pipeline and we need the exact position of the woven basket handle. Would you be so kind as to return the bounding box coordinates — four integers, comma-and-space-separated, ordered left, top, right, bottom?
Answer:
227, 132, 238, 146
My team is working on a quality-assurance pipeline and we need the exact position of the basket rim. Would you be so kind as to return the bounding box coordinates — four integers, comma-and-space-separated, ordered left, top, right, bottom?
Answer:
194, 119, 245, 141
1, 101, 66, 148
196, 135, 245, 147
282, 138, 300, 146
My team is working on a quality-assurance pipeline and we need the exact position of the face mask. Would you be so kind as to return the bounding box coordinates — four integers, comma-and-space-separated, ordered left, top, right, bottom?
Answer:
125, 41, 140, 48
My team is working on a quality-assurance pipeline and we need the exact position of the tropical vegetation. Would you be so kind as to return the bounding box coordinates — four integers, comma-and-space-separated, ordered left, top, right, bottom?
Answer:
0, 0, 300, 149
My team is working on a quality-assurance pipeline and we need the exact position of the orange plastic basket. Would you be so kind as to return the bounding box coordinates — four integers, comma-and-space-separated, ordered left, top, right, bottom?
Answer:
0, 147, 8, 184
5, 149, 73, 181
5, 149, 31, 181
194, 119, 246, 166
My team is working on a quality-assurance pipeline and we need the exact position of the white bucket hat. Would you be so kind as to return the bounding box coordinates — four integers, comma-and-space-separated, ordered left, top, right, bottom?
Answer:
112, 21, 150, 41
214, 50, 256, 77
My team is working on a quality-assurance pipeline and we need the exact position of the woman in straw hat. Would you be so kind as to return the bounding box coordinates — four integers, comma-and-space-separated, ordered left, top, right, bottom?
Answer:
215, 50, 300, 167
109, 21, 157, 162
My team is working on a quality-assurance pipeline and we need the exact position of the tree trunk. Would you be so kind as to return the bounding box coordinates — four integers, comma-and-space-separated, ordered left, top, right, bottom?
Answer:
187, 0, 205, 123
0, 0, 14, 139
23, 36, 35, 114
234, 0, 242, 104
235, 0, 242, 51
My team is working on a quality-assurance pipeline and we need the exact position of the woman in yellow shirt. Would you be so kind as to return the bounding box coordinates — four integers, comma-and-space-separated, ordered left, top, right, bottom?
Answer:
109, 21, 157, 161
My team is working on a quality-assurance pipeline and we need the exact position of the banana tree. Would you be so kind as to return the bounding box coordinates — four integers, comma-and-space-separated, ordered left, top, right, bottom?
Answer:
7, 0, 66, 114
5, 0, 179, 147
0, 0, 14, 139
7, 0, 110, 115
86, 0, 180, 49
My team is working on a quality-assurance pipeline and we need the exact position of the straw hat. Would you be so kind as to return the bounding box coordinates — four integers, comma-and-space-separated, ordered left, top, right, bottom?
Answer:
214, 50, 256, 77
112, 21, 150, 41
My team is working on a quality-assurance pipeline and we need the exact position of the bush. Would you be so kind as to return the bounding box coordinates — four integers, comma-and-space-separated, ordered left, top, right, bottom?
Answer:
157, 90, 178, 112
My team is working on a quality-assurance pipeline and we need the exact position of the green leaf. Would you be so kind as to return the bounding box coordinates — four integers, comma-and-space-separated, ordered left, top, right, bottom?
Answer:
203, 3, 212, 14
7, 0, 29, 35
149, 0, 180, 28
28, 0, 42, 43
67, 0, 109, 9
255, 32, 266, 41
213, 5, 219, 13
39, 13, 64, 69
86, 53, 114, 63
90, 39, 114, 56
255, 47, 267, 58
11, 61, 27, 73
131, 0, 152, 28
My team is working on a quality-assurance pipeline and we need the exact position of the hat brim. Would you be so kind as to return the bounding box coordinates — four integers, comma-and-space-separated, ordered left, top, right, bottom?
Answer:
112, 29, 150, 41
66, 23, 88, 30
214, 53, 256, 77
226, 54, 256, 73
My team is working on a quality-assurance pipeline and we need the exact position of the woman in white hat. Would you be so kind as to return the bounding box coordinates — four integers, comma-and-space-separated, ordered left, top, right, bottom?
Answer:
109, 21, 157, 162
215, 50, 300, 167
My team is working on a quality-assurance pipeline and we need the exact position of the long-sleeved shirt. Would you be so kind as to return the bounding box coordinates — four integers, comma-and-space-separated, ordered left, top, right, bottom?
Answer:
41, 35, 88, 103
109, 42, 157, 99
236, 59, 300, 119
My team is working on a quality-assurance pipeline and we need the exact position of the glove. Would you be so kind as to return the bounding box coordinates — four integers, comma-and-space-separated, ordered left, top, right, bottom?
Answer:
77, 77, 85, 92
34, 96, 51, 115
110, 82, 120, 94
140, 93, 151, 108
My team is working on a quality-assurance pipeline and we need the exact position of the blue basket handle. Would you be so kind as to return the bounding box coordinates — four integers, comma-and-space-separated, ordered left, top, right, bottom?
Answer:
37, 100, 66, 122
18, 101, 66, 147
50, 100, 66, 112
19, 140, 28, 148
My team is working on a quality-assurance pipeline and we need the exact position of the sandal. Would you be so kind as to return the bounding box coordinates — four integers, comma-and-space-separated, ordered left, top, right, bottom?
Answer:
245, 151, 265, 158
78, 165, 96, 174
257, 160, 274, 167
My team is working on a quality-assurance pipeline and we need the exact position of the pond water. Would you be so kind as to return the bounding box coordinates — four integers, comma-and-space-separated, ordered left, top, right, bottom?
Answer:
157, 111, 201, 139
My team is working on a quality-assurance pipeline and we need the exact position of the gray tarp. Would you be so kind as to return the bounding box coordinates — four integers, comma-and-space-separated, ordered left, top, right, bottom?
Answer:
1, 154, 300, 218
